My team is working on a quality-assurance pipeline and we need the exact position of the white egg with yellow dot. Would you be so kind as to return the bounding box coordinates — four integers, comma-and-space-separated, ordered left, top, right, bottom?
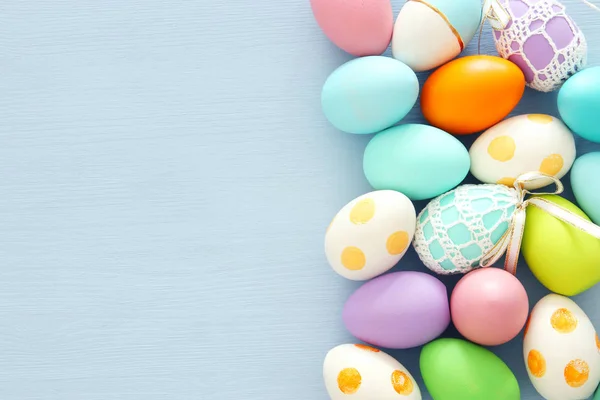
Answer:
523, 294, 600, 400
469, 114, 576, 190
324, 344, 422, 399
325, 190, 416, 281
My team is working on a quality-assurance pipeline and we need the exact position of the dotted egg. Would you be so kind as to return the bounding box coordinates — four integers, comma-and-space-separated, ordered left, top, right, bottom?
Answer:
524, 294, 600, 400
494, 0, 587, 92
325, 190, 416, 281
469, 114, 576, 189
323, 344, 422, 399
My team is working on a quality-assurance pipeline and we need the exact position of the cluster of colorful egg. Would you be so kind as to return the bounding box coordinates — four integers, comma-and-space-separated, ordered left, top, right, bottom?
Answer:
311, 0, 600, 399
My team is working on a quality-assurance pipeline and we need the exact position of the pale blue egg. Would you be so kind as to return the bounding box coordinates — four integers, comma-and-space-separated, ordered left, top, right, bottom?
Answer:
321, 56, 419, 134
413, 184, 518, 275
558, 66, 600, 143
363, 124, 469, 200
571, 152, 600, 225
426, 0, 482, 45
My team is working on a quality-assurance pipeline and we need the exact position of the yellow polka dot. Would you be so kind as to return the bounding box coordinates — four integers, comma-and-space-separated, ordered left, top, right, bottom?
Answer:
528, 114, 554, 124
355, 344, 380, 352
341, 247, 366, 271
338, 368, 361, 394
528, 349, 547, 378
350, 198, 375, 224
596, 333, 599, 352
539, 154, 564, 176
551, 308, 578, 333
387, 231, 409, 255
391, 370, 414, 395
497, 177, 516, 187
487, 136, 516, 162
565, 359, 589, 387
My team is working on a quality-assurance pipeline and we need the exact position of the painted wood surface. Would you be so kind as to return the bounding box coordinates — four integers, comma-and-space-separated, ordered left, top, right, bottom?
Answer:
0, 1, 599, 398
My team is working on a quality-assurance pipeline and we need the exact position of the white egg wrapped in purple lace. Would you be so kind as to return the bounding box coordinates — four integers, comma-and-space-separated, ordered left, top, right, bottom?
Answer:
493, 0, 587, 92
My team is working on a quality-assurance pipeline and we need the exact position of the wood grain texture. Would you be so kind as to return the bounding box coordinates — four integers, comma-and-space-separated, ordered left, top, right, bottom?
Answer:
0, 1, 598, 398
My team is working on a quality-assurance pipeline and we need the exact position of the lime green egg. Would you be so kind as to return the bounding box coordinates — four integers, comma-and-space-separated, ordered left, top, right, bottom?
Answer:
522, 194, 600, 296
420, 338, 520, 400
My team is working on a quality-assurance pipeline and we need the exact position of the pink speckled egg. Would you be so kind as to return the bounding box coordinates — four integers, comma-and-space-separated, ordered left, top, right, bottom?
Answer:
310, 0, 393, 56
493, 0, 587, 92
451, 268, 529, 346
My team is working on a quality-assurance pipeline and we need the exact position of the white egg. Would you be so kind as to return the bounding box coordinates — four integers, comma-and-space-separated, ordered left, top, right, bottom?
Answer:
325, 190, 416, 281
469, 114, 576, 189
523, 294, 600, 400
323, 344, 422, 399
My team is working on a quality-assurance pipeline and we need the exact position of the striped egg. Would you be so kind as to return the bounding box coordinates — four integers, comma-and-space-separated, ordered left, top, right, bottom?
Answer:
392, 0, 483, 72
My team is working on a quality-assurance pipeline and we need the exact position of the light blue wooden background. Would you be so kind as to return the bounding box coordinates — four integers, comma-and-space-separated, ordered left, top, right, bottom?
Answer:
0, 1, 599, 399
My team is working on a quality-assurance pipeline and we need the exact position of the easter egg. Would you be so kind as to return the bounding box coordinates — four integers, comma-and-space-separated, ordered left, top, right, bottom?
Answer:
571, 152, 600, 225
413, 184, 518, 275
391, 0, 482, 72
321, 57, 419, 135
343, 271, 450, 349
522, 194, 600, 296
469, 114, 576, 189
523, 294, 600, 400
558, 66, 600, 143
323, 344, 422, 399
325, 190, 416, 281
421, 55, 525, 135
494, 0, 587, 92
363, 124, 470, 200
310, 0, 393, 56
451, 268, 529, 346
595, 385, 600, 400
420, 338, 520, 400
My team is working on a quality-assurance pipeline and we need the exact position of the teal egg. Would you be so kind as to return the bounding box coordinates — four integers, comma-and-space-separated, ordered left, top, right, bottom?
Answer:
571, 152, 600, 225
363, 124, 469, 200
425, 0, 482, 45
595, 384, 600, 400
558, 66, 600, 143
413, 184, 519, 275
321, 56, 419, 134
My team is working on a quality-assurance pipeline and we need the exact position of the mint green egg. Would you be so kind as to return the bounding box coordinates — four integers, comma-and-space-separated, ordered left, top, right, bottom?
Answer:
414, 184, 518, 274
321, 56, 419, 134
425, 0, 482, 45
363, 124, 470, 200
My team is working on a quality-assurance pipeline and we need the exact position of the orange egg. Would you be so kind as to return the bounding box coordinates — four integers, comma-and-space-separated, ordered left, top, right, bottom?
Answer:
421, 55, 525, 135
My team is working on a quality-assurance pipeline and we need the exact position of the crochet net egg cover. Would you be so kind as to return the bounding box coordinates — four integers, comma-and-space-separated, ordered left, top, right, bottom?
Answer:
494, 0, 587, 92
413, 185, 519, 275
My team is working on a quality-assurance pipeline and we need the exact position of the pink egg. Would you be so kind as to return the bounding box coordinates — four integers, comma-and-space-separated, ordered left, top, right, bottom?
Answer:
310, 0, 393, 56
451, 268, 529, 346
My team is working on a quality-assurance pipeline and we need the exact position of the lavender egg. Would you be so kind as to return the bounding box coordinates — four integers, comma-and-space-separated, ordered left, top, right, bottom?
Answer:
494, 0, 587, 92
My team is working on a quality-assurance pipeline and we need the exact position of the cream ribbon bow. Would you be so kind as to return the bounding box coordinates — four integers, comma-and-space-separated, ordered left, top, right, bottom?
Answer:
478, 0, 511, 54
479, 172, 600, 275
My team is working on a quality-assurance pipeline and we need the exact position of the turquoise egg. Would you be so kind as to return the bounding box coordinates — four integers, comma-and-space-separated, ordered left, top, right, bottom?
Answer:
558, 66, 600, 143
321, 56, 419, 134
413, 184, 519, 275
363, 124, 469, 200
425, 0, 482, 45
595, 385, 600, 400
571, 152, 600, 225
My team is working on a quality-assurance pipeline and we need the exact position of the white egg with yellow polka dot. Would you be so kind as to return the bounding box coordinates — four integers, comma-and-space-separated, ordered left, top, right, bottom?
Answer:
324, 344, 422, 399
325, 190, 416, 281
469, 114, 576, 190
523, 294, 600, 400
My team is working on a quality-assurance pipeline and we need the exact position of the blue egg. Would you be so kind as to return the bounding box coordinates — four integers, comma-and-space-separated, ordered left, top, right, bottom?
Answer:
571, 152, 600, 225
425, 0, 482, 45
321, 56, 419, 134
558, 66, 600, 143
363, 124, 470, 200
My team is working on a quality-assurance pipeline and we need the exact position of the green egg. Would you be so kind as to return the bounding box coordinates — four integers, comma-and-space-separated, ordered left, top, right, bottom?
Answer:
420, 338, 519, 400
522, 194, 600, 296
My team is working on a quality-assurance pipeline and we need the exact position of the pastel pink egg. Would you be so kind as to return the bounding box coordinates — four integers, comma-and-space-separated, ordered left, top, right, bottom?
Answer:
310, 0, 393, 56
451, 268, 529, 346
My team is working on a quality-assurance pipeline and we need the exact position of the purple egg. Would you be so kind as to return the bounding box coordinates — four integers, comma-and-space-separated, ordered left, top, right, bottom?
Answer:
342, 271, 450, 349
